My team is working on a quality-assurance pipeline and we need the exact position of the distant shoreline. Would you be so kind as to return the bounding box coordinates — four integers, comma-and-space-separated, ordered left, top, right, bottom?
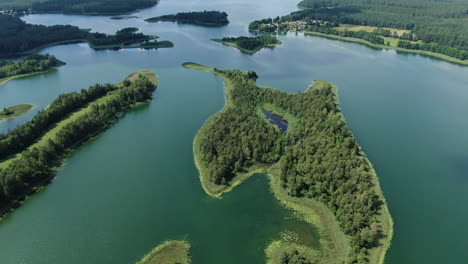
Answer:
5, 38, 173, 59
303, 31, 468, 66
0, 67, 61, 87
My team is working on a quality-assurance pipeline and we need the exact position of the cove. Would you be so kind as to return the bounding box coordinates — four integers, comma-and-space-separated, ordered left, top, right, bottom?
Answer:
0, 0, 467, 263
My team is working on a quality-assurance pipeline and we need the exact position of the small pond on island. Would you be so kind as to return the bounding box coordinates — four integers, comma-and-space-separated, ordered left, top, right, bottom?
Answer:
262, 109, 288, 134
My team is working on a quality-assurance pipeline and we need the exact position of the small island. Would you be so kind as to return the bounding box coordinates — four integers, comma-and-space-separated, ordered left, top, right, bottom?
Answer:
0, 15, 174, 58
212, 36, 282, 54
183, 62, 393, 264
110, 16, 139, 20
85, 27, 174, 50
136, 240, 191, 264
0, 104, 33, 121
0, 54, 64, 87
145, 11, 229, 26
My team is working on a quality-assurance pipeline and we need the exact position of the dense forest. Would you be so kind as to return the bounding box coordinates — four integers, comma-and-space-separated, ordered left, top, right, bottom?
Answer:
0, 73, 157, 213
86, 27, 152, 47
145, 11, 229, 26
0, 14, 87, 57
193, 66, 387, 263
0, 15, 157, 57
296, 0, 468, 50
0, 54, 63, 78
249, 0, 468, 60
220, 36, 280, 52
0, 82, 115, 160
0, 0, 157, 15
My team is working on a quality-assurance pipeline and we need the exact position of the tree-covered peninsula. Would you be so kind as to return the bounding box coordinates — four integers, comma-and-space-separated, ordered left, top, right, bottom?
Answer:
0, 70, 158, 217
145, 11, 229, 26
0, 54, 64, 86
0, 15, 173, 58
249, 0, 468, 65
212, 36, 282, 54
183, 62, 393, 264
0, 0, 157, 15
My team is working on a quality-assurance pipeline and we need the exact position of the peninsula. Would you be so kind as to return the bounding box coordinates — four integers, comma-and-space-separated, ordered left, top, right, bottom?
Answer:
0, 54, 64, 87
0, 70, 158, 218
136, 240, 191, 264
212, 36, 282, 54
0, 104, 33, 121
0, 15, 173, 58
145, 11, 229, 26
183, 62, 393, 264
249, 0, 468, 65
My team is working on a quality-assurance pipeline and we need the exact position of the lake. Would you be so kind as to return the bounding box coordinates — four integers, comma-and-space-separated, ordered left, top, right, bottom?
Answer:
0, 0, 468, 263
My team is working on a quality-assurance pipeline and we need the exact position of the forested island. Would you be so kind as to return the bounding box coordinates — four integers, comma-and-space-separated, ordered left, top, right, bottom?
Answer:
0, 104, 33, 121
212, 36, 282, 54
136, 240, 191, 264
249, 0, 468, 65
183, 62, 392, 264
0, 54, 64, 86
0, 70, 158, 217
0, 0, 157, 15
145, 11, 229, 26
0, 15, 173, 58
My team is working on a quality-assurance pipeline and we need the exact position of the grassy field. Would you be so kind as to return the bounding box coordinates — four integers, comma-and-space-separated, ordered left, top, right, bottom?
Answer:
184, 62, 393, 264
0, 70, 157, 170
136, 240, 191, 264
212, 39, 282, 55
0, 104, 33, 121
336, 24, 410, 36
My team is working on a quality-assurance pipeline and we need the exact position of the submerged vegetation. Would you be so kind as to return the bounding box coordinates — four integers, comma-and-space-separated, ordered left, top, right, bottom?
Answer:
136, 240, 191, 264
145, 11, 229, 26
0, 70, 158, 216
213, 36, 282, 54
0, 54, 64, 86
0, 0, 157, 15
0, 15, 172, 57
0, 104, 33, 121
183, 62, 392, 264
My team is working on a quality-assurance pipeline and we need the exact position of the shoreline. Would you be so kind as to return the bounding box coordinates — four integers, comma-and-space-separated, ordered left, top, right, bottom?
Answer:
0, 104, 34, 121
183, 62, 393, 264
136, 240, 191, 264
327, 79, 394, 264
303, 31, 468, 66
0, 65, 64, 87
5, 38, 173, 59
18, 0, 160, 17
0, 70, 158, 220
